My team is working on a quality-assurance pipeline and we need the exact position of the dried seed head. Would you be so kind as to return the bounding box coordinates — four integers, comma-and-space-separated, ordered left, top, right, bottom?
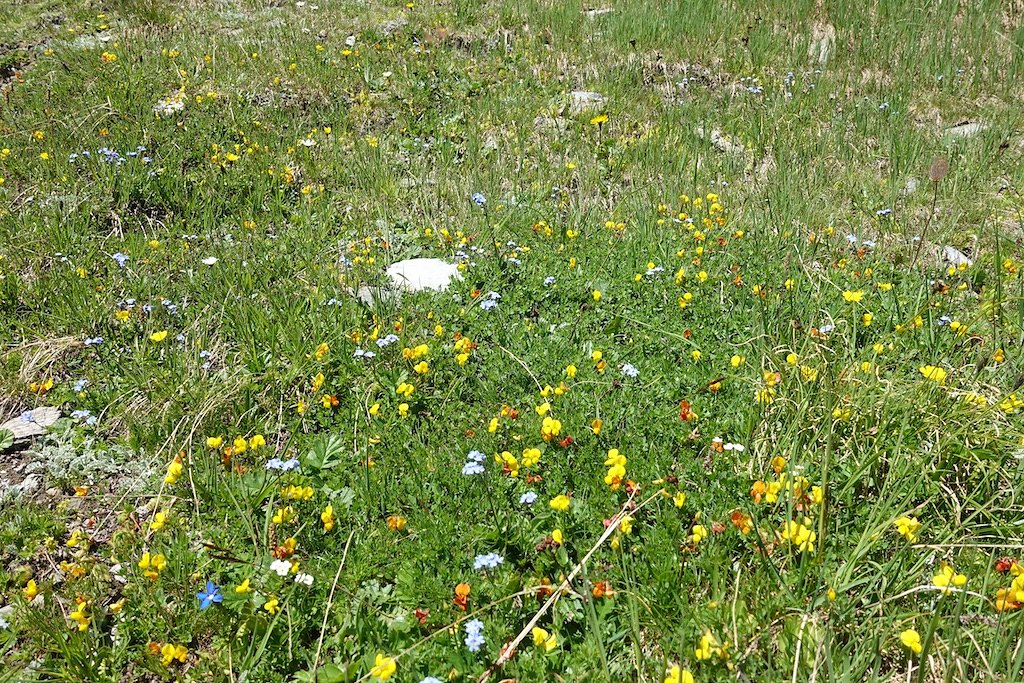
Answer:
929, 156, 950, 182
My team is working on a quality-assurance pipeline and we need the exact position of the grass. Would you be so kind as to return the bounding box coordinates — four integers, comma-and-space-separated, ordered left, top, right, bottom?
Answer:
1, 0, 1023, 681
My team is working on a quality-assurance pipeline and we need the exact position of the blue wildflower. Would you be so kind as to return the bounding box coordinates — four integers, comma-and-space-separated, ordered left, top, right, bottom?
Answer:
473, 553, 504, 571
464, 619, 485, 652
197, 581, 223, 610
462, 461, 485, 475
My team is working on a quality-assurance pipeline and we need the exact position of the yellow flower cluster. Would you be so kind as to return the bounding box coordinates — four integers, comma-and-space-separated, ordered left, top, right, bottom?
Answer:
603, 448, 626, 489
281, 485, 314, 501
780, 519, 817, 553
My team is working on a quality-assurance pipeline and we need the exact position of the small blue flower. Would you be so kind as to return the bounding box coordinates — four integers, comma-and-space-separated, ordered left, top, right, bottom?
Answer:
112, 252, 130, 268
471, 192, 486, 207
462, 461, 485, 476
467, 450, 486, 462
519, 491, 537, 505
72, 379, 89, 392
464, 618, 485, 652
354, 347, 376, 359
480, 299, 498, 311
197, 581, 223, 610
876, 208, 893, 217
376, 334, 400, 348
20, 411, 35, 423
420, 678, 444, 683
621, 363, 639, 378
543, 276, 556, 286
473, 552, 504, 571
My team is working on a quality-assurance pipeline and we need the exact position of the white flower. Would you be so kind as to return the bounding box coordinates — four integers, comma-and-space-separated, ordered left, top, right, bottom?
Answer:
201, 256, 218, 266
154, 91, 186, 117
270, 559, 292, 576
294, 573, 314, 586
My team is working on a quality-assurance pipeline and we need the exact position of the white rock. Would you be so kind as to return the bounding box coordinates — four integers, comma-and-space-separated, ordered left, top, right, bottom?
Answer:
386, 258, 462, 293
947, 121, 986, 138
943, 246, 973, 268
568, 91, 606, 116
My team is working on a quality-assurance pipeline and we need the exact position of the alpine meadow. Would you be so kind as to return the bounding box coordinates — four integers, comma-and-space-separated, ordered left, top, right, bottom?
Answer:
1, 0, 1024, 682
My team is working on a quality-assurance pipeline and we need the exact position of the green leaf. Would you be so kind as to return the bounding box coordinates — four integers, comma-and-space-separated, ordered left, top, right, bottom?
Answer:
316, 664, 347, 683
304, 434, 346, 471
0, 429, 14, 451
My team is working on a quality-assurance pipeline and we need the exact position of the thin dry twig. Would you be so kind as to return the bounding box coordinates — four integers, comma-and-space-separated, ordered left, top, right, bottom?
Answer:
311, 529, 356, 677
476, 488, 661, 683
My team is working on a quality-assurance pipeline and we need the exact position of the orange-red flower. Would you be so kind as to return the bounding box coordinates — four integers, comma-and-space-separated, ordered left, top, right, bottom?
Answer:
453, 583, 470, 610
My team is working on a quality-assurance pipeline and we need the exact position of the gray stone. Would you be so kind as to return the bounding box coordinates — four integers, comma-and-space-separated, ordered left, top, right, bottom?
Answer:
1, 406, 61, 446
947, 121, 986, 138
808, 23, 835, 65
568, 91, 606, 116
12, 474, 42, 497
695, 126, 745, 155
